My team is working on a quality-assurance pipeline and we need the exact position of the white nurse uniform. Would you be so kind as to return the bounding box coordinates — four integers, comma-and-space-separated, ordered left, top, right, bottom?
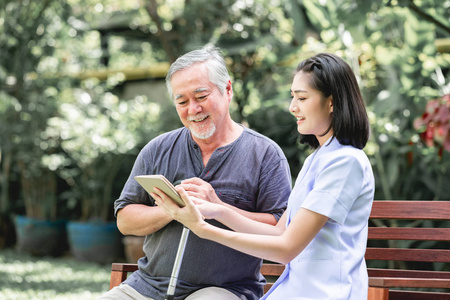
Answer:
262, 137, 375, 300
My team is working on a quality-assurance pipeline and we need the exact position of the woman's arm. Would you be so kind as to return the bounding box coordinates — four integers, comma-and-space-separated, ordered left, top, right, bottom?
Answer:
200, 207, 328, 264
213, 203, 287, 235
152, 186, 328, 264
180, 178, 279, 225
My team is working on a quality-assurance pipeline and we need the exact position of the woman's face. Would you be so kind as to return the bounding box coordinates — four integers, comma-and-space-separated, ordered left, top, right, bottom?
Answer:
289, 71, 334, 146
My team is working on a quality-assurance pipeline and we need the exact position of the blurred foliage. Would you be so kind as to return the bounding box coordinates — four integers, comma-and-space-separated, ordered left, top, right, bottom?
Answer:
0, 0, 449, 233
0, 0, 73, 219
43, 83, 180, 221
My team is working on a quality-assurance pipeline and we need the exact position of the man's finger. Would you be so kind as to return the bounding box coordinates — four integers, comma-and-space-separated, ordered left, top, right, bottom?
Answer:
181, 177, 204, 185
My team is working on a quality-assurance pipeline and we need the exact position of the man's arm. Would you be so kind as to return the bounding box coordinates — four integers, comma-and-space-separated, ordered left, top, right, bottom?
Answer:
116, 204, 173, 236
180, 178, 278, 225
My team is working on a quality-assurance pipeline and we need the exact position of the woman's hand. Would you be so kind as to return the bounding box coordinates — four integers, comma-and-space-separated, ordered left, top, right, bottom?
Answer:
190, 198, 224, 220
180, 178, 223, 205
151, 186, 205, 231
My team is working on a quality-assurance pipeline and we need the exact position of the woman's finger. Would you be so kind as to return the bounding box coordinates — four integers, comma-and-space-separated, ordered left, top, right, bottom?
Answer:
190, 197, 207, 205
176, 186, 196, 207
151, 188, 178, 210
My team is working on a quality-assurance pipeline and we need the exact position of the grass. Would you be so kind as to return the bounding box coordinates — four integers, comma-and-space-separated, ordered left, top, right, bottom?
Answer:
0, 248, 111, 300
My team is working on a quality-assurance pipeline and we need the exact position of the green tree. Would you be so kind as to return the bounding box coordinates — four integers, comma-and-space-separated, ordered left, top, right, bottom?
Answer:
66, 0, 449, 200
2, 0, 448, 228
0, 0, 72, 220
289, 0, 450, 200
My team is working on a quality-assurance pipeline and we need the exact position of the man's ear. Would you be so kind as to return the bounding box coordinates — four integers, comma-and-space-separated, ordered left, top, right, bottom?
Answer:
226, 80, 233, 101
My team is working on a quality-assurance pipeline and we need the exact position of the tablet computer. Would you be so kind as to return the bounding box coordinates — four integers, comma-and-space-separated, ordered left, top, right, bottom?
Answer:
134, 175, 185, 207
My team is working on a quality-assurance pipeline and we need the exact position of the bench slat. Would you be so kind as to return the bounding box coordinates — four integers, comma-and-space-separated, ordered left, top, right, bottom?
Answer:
369, 201, 450, 220
260, 263, 284, 276
389, 290, 450, 300
368, 268, 450, 279
365, 248, 450, 262
111, 263, 139, 272
368, 227, 450, 241
369, 277, 450, 289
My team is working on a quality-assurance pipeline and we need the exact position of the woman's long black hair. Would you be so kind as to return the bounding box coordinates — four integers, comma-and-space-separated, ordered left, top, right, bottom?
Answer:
296, 53, 370, 149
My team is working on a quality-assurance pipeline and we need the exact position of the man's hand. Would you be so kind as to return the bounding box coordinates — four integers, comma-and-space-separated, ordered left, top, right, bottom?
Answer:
180, 178, 223, 205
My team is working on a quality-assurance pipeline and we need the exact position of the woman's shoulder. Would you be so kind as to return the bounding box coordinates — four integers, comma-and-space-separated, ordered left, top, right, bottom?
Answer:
319, 138, 370, 168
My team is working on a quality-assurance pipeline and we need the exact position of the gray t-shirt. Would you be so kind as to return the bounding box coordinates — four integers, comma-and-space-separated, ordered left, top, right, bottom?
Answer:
114, 126, 291, 300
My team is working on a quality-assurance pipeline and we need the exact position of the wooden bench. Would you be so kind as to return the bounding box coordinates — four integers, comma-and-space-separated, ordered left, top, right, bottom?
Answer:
110, 262, 284, 293
366, 200, 450, 300
110, 200, 450, 299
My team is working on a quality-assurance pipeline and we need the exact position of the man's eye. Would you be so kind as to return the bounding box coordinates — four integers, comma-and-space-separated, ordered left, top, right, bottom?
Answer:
178, 101, 188, 106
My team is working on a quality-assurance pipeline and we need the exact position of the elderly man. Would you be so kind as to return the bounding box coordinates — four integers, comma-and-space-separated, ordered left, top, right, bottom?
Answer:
99, 45, 291, 300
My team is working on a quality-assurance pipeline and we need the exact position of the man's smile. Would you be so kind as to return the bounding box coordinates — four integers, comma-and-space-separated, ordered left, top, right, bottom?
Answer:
190, 115, 210, 123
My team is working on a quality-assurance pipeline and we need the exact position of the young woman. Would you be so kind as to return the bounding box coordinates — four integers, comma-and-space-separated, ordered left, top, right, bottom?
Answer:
152, 53, 374, 300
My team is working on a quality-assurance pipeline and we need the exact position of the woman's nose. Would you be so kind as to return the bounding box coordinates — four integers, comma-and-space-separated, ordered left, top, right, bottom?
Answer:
289, 98, 297, 113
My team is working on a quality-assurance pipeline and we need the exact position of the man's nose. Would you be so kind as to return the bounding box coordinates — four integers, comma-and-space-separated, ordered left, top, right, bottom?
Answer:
188, 101, 202, 114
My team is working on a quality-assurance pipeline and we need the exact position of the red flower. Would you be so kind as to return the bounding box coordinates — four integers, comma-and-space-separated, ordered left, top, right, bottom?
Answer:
414, 94, 450, 153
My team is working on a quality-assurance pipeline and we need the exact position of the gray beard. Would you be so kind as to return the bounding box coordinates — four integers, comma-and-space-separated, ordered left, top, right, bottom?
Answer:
190, 123, 216, 140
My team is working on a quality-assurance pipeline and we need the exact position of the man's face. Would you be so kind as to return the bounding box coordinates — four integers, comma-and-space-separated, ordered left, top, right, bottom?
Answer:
171, 63, 232, 141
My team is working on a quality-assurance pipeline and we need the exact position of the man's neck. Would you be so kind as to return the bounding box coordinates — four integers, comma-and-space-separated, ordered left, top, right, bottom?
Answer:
193, 121, 243, 166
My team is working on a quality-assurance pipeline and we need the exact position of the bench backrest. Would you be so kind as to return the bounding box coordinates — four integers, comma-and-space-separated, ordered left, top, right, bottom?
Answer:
366, 200, 450, 299
366, 200, 450, 265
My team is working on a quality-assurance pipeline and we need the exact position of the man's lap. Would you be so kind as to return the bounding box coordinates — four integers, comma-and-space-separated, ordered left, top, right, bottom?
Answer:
97, 284, 153, 300
186, 286, 241, 299
98, 284, 241, 300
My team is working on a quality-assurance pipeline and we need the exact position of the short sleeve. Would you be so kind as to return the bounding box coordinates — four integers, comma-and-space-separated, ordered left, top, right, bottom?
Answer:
113, 146, 153, 216
302, 155, 364, 225
256, 155, 291, 220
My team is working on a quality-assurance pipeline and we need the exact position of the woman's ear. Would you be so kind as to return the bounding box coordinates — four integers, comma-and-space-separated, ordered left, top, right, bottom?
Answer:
328, 95, 333, 113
